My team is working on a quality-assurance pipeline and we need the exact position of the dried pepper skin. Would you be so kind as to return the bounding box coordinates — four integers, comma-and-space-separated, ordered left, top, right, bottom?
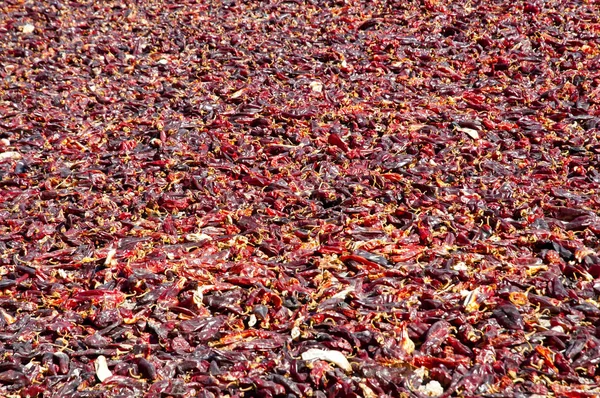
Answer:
492, 303, 524, 331
421, 320, 451, 355
2, 0, 600, 396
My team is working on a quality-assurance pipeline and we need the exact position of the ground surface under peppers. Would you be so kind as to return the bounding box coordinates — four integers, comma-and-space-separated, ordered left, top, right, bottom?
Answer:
1, 0, 600, 397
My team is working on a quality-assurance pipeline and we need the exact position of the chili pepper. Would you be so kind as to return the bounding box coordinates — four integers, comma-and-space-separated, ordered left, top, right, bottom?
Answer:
421, 320, 451, 355
493, 303, 524, 331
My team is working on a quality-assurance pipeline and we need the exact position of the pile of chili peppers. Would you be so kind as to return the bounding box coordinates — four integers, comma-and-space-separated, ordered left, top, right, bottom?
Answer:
1, 0, 600, 396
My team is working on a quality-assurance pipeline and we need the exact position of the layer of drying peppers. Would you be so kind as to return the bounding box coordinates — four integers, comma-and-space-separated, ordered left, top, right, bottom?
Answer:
1, 0, 600, 397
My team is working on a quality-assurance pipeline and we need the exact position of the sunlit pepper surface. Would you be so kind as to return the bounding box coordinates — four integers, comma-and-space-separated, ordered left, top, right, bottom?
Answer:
1, 0, 600, 397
